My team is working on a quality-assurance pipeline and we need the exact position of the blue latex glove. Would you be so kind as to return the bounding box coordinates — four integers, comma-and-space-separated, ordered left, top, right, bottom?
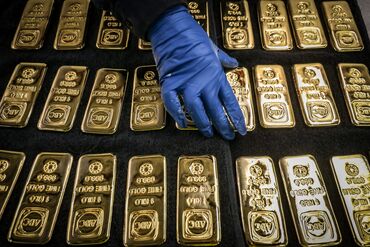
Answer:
148, 5, 247, 140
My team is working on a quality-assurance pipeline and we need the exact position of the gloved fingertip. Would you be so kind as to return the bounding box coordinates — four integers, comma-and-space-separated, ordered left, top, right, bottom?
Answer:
229, 57, 239, 68
200, 126, 214, 138
238, 126, 247, 136
223, 130, 235, 141
177, 117, 187, 129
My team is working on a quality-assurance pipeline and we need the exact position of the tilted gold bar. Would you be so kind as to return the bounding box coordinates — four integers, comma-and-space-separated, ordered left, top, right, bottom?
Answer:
67, 153, 116, 245
337, 63, 370, 126
96, 11, 129, 49
8, 152, 73, 244
253, 65, 295, 128
279, 155, 342, 246
138, 39, 152, 50
236, 156, 287, 246
221, 1, 254, 50
123, 155, 166, 246
288, 0, 327, 49
38, 66, 88, 132
54, 0, 90, 50
292, 63, 340, 127
322, 1, 364, 52
81, 68, 128, 134
176, 96, 197, 130
0, 63, 47, 128
177, 155, 221, 246
188, 0, 209, 34
11, 0, 54, 49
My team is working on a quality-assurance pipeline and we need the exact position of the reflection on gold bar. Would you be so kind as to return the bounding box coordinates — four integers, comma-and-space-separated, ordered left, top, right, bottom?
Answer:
253, 65, 295, 128
130, 66, 166, 131
0, 63, 47, 128
123, 155, 166, 246
322, 1, 364, 52
8, 152, 73, 244
188, 0, 209, 34
96, 11, 129, 49
12, 0, 54, 49
81, 68, 128, 134
337, 63, 370, 126
221, 1, 254, 50
138, 39, 152, 50
279, 155, 341, 246
292, 63, 340, 127
54, 0, 90, 50
38, 66, 88, 132
67, 153, 116, 245
288, 0, 327, 49
177, 155, 221, 246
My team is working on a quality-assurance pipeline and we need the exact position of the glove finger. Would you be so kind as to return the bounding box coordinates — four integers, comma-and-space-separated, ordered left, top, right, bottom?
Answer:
218, 48, 239, 68
162, 90, 187, 128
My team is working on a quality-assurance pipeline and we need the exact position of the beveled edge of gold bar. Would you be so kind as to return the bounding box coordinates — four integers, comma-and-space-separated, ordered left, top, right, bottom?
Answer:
138, 39, 152, 50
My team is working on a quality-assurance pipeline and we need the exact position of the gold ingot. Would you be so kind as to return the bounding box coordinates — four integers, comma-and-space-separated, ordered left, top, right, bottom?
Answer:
8, 152, 73, 244
188, 0, 209, 34
279, 155, 342, 246
54, 0, 90, 50
96, 11, 129, 49
292, 63, 340, 127
0, 62, 47, 128
138, 39, 152, 50
322, 1, 364, 52
337, 63, 370, 126
175, 96, 197, 131
11, 0, 54, 49
288, 0, 327, 49
258, 0, 293, 51
221, 1, 254, 50
177, 155, 221, 246
253, 65, 295, 128
123, 155, 167, 246
81, 68, 128, 134
236, 156, 287, 246
67, 153, 116, 245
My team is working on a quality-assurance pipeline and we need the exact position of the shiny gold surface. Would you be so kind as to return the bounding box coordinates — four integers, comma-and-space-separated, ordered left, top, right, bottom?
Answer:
67, 153, 116, 245
177, 155, 221, 246
81, 68, 128, 134
322, 1, 364, 52
123, 155, 166, 246
279, 155, 342, 246
236, 156, 287, 246
188, 0, 209, 34
138, 39, 152, 50
0, 63, 47, 128
253, 65, 295, 128
292, 63, 340, 127
96, 11, 129, 49
175, 96, 198, 130
8, 152, 73, 244
38, 66, 88, 132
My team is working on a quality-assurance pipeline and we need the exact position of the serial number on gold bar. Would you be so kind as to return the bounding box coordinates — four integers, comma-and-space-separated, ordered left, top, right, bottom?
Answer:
38, 66, 88, 132
253, 65, 295, 128
236, 156, 287, 246
337, 63, 370, 126
8, 152, 73, 244
188, 0, 209, 34
0, 62, 47, 128
292, 63, 340, 127
322, 1, 364, 52
138, 39, 151, 50
96, 11, 129, 49
81, 68, 128, 134
177, 155, 221, 246
279, 155, 342, 246
123, 155, 166, 246
67, 153, 116, 245
12, 0, 54, 49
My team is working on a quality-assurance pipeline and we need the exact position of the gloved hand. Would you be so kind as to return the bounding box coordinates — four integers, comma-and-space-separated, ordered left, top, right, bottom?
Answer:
148, 5, 247, 140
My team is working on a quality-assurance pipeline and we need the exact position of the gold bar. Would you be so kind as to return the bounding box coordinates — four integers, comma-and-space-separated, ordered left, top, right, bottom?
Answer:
258, 0, 293, 51
67, 153, 116, 245
138, 39, 152, 50
130, 65, 166, 131
288, 0, 327, 49
220, 1, 254, 50
96, 11, 129, 49
0, 63, 47, 128
81, 68, 128, 134
177, 155, 221, 246
54, 0, 90, 50
236, 156, 287, 246
123, 155, 166, 246
176, 96, 197, 130
253, 65, 295, 128
322, 1, 364, 52
279, 155, 342, 246
292, 63, 340, 127
337, 63, 370, 126
38, 66, 88, 132
11, 0, 54, 49
8, 152, 73, 244
0, 150, 25, 219
188, 0, 209, 34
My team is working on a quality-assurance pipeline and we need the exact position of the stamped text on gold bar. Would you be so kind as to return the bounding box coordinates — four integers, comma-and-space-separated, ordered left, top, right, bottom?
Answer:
188, 0, 209, 34
96, 11, 129, 49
